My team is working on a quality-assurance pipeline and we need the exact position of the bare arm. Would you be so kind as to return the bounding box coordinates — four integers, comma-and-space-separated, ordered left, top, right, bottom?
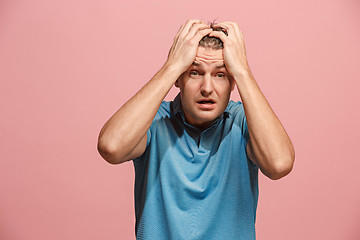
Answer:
239, 71, 295, 180
209, 22, 295, 180
97, 65, 179, 164
97, 20, 212, 164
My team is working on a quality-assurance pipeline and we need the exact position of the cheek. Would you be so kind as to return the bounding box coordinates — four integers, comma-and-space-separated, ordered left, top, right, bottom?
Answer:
214, 80, 232, 93
182, 80, 201, 93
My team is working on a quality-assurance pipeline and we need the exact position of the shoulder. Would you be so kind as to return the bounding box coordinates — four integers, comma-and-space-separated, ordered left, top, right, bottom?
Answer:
227, 100, 244, 109
154, 100, 172, 120
226, 100, 245, 116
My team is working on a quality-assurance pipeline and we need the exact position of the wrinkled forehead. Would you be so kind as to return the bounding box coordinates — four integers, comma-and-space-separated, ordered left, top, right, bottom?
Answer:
194, 47, 224, 67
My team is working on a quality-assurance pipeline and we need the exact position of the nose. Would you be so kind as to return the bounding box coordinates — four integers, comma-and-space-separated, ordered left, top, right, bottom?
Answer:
200, 74, 214, 96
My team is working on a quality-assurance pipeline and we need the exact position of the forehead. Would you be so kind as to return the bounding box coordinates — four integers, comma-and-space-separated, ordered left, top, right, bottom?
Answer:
193, 47, 224, 67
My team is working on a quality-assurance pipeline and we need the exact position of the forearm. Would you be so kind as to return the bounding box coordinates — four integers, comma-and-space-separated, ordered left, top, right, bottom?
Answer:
235, 71, 295, 179
98, 63, 181, 162
97, 20, 215, 163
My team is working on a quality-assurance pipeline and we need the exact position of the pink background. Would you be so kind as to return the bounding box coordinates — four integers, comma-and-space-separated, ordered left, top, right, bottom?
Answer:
1, 0, 359, 239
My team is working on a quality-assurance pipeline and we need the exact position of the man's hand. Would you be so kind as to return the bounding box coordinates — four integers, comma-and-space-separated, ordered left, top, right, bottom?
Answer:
208, 22, 252, 80
165, 19, 212, 75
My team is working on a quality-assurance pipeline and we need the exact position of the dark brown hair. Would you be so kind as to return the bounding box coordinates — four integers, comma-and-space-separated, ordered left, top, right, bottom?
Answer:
198, 21, 228, 50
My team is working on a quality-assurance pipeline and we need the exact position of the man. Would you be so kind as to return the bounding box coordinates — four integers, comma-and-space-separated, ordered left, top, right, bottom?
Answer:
97, 19, 295, 239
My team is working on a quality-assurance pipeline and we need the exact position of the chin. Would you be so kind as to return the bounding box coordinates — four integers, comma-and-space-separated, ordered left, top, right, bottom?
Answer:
195, 112, 221, 124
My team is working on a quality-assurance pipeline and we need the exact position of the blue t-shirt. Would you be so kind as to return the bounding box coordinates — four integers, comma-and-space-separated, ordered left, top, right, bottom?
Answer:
133, 94, 259, 240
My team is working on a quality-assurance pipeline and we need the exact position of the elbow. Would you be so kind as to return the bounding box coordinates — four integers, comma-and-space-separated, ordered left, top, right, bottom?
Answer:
97, 139, 128, 165
268, 145, 295, 180
265, 152, 295, 180
266, 161, 293, 180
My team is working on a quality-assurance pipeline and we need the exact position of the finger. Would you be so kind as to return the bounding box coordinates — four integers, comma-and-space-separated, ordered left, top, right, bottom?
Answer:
171, 20, 203, 55
212, 22, 235, 38
212, 22, 241, 40
185, 23, 210, 40
178, 19, 205, 39
192, 28, 213, 44
175, 24, 186, 40
220, 21, 243, 39
207, 30, 232, 45
169, 20, 207, 56
174, 20, 195, 40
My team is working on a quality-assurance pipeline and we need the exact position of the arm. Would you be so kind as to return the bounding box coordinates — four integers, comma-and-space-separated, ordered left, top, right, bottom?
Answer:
239, 70, 295, 180
209, 22, 295, 180
97, 19, 212, 164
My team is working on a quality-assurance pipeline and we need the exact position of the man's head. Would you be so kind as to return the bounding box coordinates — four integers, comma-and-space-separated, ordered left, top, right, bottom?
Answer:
175, 24, 235, 130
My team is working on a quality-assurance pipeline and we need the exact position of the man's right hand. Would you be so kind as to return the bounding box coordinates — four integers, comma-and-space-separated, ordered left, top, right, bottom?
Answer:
165, 19, 212, 75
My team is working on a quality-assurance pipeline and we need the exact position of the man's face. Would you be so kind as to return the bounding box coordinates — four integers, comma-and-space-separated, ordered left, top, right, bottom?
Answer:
175, 46, 235, 130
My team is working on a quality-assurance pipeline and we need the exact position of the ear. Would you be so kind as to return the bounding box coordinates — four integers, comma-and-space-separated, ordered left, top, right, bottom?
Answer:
230, 76, 236, 91
175, 73, 184, 88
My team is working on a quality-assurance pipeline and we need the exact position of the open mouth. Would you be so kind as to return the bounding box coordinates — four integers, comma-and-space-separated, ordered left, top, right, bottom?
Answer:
197, 99, 215, 104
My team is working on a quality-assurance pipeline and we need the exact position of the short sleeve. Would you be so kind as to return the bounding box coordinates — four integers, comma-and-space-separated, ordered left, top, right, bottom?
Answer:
241, 109, 258, 169
132, 101, 171, 162
132, 124, 152, 163
242, 114, 250, 147
229, 101, 249, 148
144, 127, 151, 149
229, 101, 257, 169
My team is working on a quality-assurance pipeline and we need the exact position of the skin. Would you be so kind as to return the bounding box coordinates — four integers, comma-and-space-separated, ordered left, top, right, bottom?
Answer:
97, 19, 295, 180
97, 19, 212, 164
175, 47, 235, 130
208, 22, 295, 179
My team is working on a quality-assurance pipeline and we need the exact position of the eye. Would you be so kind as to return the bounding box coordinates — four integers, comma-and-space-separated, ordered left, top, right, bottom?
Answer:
216, 73, 226, 78
189, 71, 199, 76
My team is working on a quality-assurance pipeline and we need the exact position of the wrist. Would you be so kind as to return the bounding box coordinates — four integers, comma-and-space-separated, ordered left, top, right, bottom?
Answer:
232, 68, 254, 83
162, 61, 185, 78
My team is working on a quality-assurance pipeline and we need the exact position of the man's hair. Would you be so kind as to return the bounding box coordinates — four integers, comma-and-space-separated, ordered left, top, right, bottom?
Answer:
198, 21, 228, 50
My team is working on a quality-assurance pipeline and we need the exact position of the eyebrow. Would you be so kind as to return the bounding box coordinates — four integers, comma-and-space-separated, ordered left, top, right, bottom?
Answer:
192, 61, 226, 69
